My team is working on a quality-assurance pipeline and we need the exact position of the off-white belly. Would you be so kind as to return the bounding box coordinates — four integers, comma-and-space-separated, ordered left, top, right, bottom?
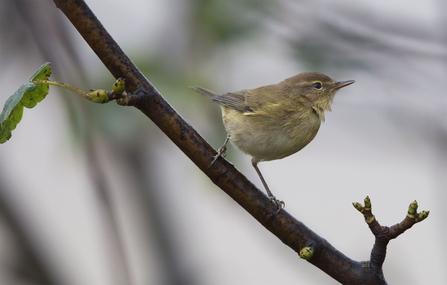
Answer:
222, 108, 321, 162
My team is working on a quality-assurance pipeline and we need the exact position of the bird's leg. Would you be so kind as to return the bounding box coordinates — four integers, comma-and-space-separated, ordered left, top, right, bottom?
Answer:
209, 136, 230, 168
252, 160, 285, 212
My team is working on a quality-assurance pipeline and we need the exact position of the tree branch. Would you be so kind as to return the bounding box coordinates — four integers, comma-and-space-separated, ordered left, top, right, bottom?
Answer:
52, 1, 428, 284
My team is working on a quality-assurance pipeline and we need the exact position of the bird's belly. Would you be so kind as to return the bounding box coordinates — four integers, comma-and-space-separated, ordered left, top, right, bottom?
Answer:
223, 110, 321, 162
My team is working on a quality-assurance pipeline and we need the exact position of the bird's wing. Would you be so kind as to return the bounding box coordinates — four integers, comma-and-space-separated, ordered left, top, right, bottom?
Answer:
213, 89, 254, 113
189, 86, 220, 98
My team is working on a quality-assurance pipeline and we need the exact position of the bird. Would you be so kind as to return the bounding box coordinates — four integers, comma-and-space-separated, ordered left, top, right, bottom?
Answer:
191, 72, 354, 210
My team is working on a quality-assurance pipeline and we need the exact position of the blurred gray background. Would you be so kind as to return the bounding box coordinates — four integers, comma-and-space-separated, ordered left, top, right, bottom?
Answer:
0, 0, 445, 284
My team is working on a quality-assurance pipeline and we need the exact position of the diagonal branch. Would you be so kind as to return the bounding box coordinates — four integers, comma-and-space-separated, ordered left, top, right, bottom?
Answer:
52, 1, 428, 284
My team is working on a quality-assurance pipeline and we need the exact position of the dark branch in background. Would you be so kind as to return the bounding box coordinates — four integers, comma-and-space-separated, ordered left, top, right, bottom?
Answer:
83, 135, 133, 285
53, 1, 428, 284
0, 178, 56, 284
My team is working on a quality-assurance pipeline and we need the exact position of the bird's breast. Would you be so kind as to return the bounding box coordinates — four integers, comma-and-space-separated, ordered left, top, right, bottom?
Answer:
222, 107, 321, 162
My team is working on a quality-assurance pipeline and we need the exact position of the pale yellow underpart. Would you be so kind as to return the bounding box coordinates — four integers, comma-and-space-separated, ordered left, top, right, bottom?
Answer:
222, 104, 323, 163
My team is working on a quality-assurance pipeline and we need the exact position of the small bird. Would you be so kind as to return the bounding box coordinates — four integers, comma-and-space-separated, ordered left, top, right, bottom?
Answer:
191, 72, 354, 210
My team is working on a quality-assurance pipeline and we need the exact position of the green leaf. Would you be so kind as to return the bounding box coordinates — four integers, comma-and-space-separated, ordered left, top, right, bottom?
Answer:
23, 62, 52, 108
0, 62, 51, 143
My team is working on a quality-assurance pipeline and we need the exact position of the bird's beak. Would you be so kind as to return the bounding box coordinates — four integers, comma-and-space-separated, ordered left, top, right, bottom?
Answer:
333, 80, 355, 90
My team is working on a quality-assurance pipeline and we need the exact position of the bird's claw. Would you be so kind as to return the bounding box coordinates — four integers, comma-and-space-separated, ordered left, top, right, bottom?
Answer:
208, 144, 227, 168
271, 196, 285, 213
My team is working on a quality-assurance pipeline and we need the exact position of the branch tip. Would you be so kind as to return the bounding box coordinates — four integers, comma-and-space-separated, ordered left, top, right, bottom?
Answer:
352, 202, 363, 212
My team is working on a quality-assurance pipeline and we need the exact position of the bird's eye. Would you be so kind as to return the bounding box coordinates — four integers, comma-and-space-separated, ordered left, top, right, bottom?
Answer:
312, 82, 322, 90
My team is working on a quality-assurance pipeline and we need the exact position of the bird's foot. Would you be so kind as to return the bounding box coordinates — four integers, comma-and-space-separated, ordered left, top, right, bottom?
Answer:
208, 144, 227, 168
270, 196, 285, 213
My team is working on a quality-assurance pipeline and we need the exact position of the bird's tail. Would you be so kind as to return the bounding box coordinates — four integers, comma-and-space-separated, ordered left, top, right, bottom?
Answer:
189, 86, 219, 98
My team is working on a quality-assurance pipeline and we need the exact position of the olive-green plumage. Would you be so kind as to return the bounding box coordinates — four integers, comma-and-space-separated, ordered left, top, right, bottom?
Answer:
191, 72, 354, 209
